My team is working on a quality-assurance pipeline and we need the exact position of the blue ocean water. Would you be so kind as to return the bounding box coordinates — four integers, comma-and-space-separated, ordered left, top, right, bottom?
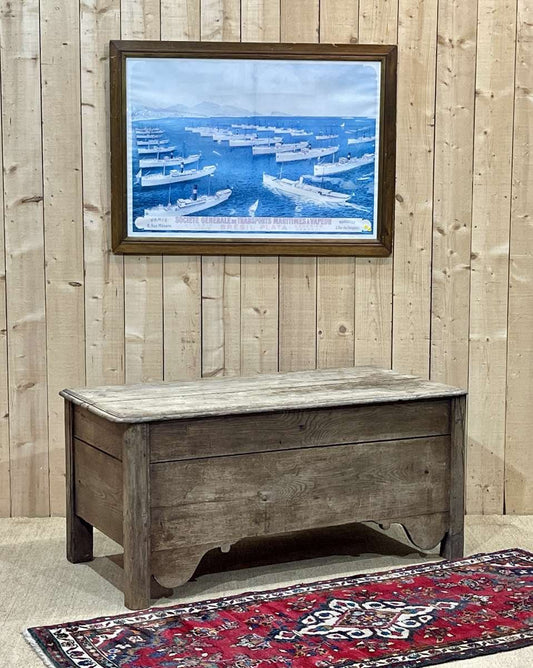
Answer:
131, 116, 376, 230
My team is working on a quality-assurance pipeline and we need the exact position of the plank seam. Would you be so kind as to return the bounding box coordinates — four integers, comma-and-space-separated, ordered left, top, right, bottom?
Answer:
0, 29, 12, 516
503, 0, 521, 515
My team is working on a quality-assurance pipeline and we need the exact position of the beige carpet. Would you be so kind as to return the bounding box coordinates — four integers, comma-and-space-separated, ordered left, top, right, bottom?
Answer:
0, 515, 531, 667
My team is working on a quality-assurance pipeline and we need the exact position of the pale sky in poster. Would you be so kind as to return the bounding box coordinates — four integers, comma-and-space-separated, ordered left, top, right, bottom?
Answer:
127, 57, 380, 118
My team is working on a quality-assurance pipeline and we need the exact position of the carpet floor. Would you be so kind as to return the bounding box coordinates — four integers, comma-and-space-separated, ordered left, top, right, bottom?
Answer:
1, 515, 532, 667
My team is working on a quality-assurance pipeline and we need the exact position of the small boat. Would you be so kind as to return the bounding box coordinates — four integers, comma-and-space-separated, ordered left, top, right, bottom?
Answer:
276, 145, 339, 163
315, 134, 339, 140
347, 135, 375, 145
289, 129, 313, 137
229, 136, 282, 147
139, 164, 216, 187
252, 141, 309, 156
138, 153, 201, 169
248, 199, 259, 216
313, 153, 374, 176
137, 145, 176, 155
135, 127, 163, 136
140, 188, 232, 219
263, 173, 353, 205
135, 132, 164, 140
136, 138, 170, 146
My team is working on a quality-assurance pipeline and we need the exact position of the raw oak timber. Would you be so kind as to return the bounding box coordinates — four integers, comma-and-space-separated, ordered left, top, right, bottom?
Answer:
430, 0, 476, 389
1, 0, 49, 516
81, 0, 124, 387
63, 366, 466, 609
122, 1, 164, 386
356, 0, 396, 368
41, 0, 86, 515
467, 0, 516, 514
279, 0, 318, 373
505, 0, 533, 515
161, 1, 202, 382
392, 0, 438, 377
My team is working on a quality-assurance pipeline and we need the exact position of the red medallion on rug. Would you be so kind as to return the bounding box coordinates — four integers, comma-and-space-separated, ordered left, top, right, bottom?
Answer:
26, 549, 533, 668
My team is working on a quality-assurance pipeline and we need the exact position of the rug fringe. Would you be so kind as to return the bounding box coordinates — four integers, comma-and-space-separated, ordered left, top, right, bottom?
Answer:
23, 629, 60, 668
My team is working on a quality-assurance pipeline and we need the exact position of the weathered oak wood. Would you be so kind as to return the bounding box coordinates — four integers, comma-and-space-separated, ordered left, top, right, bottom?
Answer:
73, 406, 126, 460
123, 424, 151, 610
61, 366, 465, 423
65, 403, 93, 563
64, 367, 466, 609
149, 399, 450, 462
150, 436, 450, 552
441, 395, 466, 559
74, 439, 122, 546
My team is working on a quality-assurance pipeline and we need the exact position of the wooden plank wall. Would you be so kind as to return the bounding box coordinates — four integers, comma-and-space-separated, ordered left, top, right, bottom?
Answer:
0, 0, 530, 516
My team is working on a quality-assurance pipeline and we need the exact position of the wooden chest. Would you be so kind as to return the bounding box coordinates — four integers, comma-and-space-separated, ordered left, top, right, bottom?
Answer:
61, 366, 467, 610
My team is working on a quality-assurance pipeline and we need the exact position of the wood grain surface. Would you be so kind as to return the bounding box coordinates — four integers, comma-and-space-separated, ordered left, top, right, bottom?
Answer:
150, 436, 450, 551
61, 366, 465, 422
149, 399, 450, 461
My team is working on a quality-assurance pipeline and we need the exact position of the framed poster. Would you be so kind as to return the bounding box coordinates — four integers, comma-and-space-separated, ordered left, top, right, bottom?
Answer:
110, 41, 396, 256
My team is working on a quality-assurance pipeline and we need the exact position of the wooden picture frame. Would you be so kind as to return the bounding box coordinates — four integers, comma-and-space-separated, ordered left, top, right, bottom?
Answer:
110, 41, 397, 256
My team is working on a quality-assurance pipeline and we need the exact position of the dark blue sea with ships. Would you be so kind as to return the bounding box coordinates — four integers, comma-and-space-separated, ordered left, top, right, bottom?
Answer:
130, 115, 377, 234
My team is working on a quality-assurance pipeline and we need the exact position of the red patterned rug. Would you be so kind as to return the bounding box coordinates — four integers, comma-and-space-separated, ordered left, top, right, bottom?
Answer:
26, 549, 533, 668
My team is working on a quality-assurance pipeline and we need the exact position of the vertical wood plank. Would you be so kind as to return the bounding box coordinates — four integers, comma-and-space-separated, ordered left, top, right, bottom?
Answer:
467, 0, 516, 514
391, 0, 438, 378
40, 0, 85, 516
122, 1, 163, 385
355, 0, 397, 368
201, 0, 240, 41
1, 0, 50, 516
123, 423, 151, 610
241, 257, 279, 375
279, 0, 319, 373
430, 0, 476, 389
202, 257, 241, 376
81, 0, 124, 388
317, 258, 355, 369
0, 52, 9, 517
164, 257, 202, 380
505, 0, 532, 514
200, 0, 241, 378
240, 0, 280, 376
320, 0, 359, 44
121, 0, 160, 38
359, 0, 397, 42
241, 0, 280, 40
161, 1, 202, 382
317, 1, 357, 370
161, 0, 201, 37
